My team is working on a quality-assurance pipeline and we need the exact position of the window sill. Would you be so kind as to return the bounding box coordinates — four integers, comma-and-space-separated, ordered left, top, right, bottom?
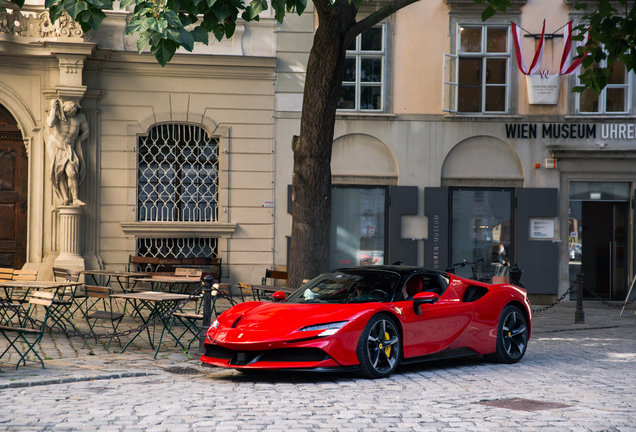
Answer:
120, 222, 237, 238
336, 112, 396, 119
565, 115, 635, 120
443, 114, 522, 121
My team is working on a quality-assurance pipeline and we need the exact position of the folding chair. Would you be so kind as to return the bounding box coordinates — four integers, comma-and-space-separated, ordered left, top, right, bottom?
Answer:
0, 291, 55, 369
53, 268, 85, 319
238, 283, 257, 302
8, 270, 38, 304
0, 268, 13, 281
83, 285, 125, 350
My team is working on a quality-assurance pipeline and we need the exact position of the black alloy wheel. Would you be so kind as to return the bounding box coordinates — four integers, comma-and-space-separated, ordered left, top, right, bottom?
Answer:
485, 304, 528, 364
357, 314, 401, 378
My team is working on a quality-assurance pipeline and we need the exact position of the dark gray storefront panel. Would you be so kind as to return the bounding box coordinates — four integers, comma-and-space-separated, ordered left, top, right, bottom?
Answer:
516, 188, 558, 294
389, 186, 418, 266
424, 187, 449, 272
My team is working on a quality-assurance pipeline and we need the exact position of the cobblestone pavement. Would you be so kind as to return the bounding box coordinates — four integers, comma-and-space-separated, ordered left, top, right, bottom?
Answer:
1, 304, 635, 431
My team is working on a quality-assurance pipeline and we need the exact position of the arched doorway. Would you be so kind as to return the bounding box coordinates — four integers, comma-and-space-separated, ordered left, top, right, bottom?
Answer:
0, 104, 28, 269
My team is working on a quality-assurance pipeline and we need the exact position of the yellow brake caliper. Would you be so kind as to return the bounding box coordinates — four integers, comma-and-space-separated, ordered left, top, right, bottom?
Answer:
383, 332, 391, 357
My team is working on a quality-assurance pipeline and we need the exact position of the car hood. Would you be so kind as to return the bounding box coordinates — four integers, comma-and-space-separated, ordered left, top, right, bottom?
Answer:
209, 301, 379, 344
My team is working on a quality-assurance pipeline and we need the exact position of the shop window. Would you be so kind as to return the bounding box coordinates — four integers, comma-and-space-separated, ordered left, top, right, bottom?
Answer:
137, 123, 218, 222
577, 61, 632, 114
450, 189, 513, 278
444, 25, 510, 113
337, 25, 386, 112
329, 187, 387, 269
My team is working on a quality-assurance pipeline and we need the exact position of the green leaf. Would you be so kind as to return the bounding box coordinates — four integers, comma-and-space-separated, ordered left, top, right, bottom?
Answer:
212, 4, 231, 22
572, 85, 586, 93
225, 19, 235, 38
152, 38, 179, 67
163, 9, 182, 28
213, 26, 224, 41
120, 0, 137, 7
77, 8, 107, 30
179, 27, 194, 51
44, 0, 61, 9
63, 0, 89, 20
137, 30, 153, 53
191, 26, 209, 44
481, 5, 496, 21
248, 0, 268, 19
295, 0, 306, 15
85, 0, 112, 9
49, 4, 66, 23
125, 17, 144, 34
206, 0, 218, 7
351, 0, 363, 9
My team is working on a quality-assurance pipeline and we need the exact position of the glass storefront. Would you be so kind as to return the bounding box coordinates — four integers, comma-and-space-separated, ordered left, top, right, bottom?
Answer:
329, 187, 387, 269
569, 182, 630, 300
450, 189, 513, 279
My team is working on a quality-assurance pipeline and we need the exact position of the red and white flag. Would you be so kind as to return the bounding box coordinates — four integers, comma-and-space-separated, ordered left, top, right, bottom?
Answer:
559, 20, 589, 75
511, 20, 545, 75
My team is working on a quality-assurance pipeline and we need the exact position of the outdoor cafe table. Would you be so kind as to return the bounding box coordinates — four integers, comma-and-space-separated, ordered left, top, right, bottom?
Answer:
0, 280, 84, 331
111, 291, 197, 358
81, 270, 150, 293
131, 276, 201, 294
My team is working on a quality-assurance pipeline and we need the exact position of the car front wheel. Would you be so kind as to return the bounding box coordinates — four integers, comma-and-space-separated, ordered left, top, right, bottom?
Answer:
357, 314, 401, 379
485, 304, 528, 364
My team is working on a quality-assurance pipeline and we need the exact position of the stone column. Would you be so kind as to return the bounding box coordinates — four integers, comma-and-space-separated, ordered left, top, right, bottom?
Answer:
54, 205, 85, 271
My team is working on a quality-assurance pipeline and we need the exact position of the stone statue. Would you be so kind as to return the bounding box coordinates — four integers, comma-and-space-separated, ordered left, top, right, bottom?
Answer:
46, 99, 89, 206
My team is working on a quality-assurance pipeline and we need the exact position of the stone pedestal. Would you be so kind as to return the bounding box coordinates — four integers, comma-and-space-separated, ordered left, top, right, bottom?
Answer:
54, 205, 85, 271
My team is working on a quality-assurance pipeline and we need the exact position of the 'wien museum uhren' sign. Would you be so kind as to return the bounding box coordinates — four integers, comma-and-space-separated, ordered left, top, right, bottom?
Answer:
505, 123, 636, 140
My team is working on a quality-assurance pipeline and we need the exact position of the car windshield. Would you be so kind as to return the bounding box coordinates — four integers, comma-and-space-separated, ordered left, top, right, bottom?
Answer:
285, 269, 401, 304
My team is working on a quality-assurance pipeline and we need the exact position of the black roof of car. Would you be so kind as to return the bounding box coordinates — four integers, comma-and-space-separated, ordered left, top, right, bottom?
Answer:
330, 265, 449, 278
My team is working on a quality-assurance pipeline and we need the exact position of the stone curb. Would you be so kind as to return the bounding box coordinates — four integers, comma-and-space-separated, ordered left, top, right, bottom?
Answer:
0, 371, 154, 389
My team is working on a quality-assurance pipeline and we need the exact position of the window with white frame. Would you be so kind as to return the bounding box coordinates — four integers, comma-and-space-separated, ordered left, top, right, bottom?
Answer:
578, 60, 631, 114
337, 24, 385, 112
444, 25, 510, 113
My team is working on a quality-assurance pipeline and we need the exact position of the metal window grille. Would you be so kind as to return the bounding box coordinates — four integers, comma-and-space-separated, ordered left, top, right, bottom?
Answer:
138, 124, 218, 222
137, 237, 218, 267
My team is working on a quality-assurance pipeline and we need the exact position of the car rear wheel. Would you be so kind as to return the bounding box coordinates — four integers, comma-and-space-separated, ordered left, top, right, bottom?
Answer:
484, 305, 528, 364
357, 314, 401, 379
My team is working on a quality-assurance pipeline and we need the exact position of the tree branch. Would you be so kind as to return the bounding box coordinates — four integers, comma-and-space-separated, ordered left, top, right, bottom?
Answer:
344, 0, 421, 46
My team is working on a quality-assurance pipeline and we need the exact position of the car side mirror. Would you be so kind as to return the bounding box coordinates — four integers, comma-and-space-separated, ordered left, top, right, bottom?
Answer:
272, 291, 286, 302
413, 292, 439, 315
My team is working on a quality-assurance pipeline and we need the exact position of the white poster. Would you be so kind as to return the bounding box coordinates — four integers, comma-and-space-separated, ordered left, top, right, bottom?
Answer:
530, 219, 555, 239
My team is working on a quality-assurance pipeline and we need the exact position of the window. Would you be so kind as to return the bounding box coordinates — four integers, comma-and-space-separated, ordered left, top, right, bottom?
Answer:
445, 25, 510, 113
329, 187, 387, 269
578, 61, 631, 114
450, 189, 513, 278
138, 124, 218, 222
337, 25, 385, 112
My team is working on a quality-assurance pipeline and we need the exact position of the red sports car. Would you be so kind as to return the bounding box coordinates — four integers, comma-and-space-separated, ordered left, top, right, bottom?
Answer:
200, 266, 532, 378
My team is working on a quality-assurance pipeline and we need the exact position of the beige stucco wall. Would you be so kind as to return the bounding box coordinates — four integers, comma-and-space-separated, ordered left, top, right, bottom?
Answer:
393, 1, 450, 114
0, 5, 277, 285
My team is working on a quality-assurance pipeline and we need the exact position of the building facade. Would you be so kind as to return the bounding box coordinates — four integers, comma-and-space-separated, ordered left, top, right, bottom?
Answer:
0, 0, 277, 283
275, 0, 636, 303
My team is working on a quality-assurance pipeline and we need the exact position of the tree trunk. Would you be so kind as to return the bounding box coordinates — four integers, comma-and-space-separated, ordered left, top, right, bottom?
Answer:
288, 0, 357, 288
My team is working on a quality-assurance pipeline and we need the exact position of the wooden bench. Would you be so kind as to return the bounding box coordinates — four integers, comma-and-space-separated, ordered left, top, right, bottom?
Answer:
262, 269, 288, 285
128, 256, 221, 281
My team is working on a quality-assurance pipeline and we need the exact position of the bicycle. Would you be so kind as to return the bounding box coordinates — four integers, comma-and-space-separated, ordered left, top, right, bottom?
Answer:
445, 258, 491, 282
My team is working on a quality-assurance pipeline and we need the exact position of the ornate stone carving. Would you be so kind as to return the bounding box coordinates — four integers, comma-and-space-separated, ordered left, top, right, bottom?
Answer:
0, 8, 83, 38
40, 10, 83, 38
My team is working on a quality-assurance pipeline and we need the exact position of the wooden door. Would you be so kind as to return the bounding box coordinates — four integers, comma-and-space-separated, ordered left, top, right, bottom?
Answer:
0, 104, 27, 269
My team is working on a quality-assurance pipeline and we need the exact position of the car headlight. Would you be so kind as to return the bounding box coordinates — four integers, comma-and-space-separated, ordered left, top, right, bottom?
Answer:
211, 319, 219, 329
299, 321, 348, 337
